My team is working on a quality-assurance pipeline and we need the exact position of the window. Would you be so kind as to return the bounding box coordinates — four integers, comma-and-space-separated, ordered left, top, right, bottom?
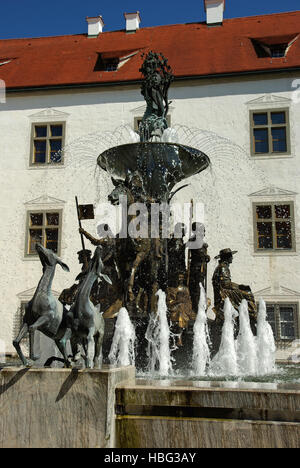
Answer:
253, 202, 295, 252
94, 54, 119, 72
252, 40, 289, 58
251, 35, 298, 59
250, 109, 290, 156
25, 210, 62, 256
30, 122, 65, 165
266, 303, 299, 342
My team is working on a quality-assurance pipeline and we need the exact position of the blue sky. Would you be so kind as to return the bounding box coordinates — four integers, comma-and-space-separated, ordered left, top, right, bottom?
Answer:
0, 0, 299, 39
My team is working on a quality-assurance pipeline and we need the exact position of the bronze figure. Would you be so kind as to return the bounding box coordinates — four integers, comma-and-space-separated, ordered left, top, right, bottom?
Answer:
188, 223, 210, 313
167, 273, 195, 346
212, 248, 257, 323
139, 51, 173, 142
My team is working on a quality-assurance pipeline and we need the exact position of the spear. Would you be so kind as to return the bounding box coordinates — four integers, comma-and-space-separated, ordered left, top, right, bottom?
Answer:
75, 196, 89, 270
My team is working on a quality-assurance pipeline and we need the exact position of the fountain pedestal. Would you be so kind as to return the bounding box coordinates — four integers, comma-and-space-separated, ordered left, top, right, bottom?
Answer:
115, 379, 300, 448
0, 366, 135, 448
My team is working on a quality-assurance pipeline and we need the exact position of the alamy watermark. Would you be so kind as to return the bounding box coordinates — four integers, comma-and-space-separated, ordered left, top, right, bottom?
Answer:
0, 79, 6, 104
95, 197, 206, 249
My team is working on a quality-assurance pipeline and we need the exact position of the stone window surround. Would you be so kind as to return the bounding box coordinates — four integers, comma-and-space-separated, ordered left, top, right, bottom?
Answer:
245, 94, 294, 161
264, 301, 299, 342
249, 187, 298, 257
252, 200, 296, 255
24, 208, 63, 259
29, 121, 66, 167
249, 107, 291, 157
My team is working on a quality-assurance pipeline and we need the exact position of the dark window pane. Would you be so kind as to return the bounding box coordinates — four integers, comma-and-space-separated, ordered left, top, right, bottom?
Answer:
49, 139, 62, 163
46, 229, 58, 252
254, 128, 269, 153
253, 113, 268, 125
272, 127, 287, 152
275, 222, 292, 249
46, 213, 59, 226
29, 229, 43, 254
35, 126, 47, 138
257, 222, 272, 236
256, 205, 272, 219
280, 322, 295, 339
30, 213, 43, 226
257, 223, 273, 249
266, 305, 276, 336
280, 307, 294, 322
275, 205, 290, 219
270, 44, 287, 58
50, 125, 63, 137
266, 305, 275, 322
34, 140, 46, 163
271, 112, 286, 125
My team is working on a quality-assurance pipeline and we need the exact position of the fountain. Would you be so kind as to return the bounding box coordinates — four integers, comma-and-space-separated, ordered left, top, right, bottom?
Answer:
3, 51, 299, 449
108, 307, 136, 367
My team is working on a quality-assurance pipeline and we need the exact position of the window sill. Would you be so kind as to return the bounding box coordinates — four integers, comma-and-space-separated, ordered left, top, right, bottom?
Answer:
250, 153, 293, 160
23, 255, 41, 262
28, 163, 65, 170
253, 250, 298, 257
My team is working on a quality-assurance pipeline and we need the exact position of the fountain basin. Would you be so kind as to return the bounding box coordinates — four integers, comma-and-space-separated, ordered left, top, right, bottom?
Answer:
115, 377, 300, 448
98, 142, 210, 200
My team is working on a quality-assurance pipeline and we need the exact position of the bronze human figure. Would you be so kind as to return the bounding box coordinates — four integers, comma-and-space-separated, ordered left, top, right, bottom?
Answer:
59, 249, 92, 307
79, 225, 123, 318
139, 51, 173, 142
168, 223, 187, 286
167, 273, 195, 346
212, 248, 257, 323
188, 223, 210, 313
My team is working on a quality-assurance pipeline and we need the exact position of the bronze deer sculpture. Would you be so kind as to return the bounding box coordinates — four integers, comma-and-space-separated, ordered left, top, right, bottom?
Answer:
13, 243, 71, 367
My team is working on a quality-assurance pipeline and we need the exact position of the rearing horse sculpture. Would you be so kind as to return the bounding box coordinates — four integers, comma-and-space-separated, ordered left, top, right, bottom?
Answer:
13, 243, 71, 367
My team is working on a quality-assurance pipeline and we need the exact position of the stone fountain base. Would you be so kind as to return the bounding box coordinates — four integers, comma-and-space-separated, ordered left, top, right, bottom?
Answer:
0, 366, 299, 448
115, 378, 300, 448
0, 366, 135, 448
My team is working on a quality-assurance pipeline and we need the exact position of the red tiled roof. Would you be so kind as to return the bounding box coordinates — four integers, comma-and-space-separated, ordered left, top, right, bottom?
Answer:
0, 11, 299, 90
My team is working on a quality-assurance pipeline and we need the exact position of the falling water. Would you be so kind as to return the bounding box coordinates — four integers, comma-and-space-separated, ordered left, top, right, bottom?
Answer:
192, 284, 211, 376
236, 300, 258, 375
108, 308, 136, 367
145, 290, 172, 376
209, 298, 238, 376
256, 298, 276, 375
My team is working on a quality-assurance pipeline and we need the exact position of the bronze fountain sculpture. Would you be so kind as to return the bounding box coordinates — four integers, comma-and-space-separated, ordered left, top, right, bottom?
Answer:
13, 51, 257, 369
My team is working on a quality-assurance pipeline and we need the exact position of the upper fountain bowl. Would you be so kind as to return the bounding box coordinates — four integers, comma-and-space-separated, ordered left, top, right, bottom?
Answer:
98, 142, 210, 201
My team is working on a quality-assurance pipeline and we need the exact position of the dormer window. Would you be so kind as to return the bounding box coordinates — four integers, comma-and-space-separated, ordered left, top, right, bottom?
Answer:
94, 55, 119, 72
94, 50, 139, 73
251, 35, 298, 59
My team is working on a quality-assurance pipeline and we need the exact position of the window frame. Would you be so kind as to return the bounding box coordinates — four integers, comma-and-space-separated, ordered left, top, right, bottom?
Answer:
253, 201, 296, 254
30, 121, 66, 167
25, 209, 63, 257
265, 302, 299, 342
250, 108, 291, 157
